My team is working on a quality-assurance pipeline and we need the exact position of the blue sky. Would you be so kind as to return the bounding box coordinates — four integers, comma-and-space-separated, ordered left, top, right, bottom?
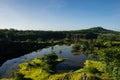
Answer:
0, 0, 120, 31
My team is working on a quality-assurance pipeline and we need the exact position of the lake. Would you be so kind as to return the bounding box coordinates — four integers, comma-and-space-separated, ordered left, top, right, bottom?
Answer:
0, 45, 94, 78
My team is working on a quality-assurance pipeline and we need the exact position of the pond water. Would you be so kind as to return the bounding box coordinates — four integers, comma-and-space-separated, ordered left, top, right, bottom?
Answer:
0, 45, 94, 78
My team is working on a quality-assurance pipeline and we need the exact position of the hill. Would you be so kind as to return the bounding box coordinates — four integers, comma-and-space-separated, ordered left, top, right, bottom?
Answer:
69, 27, 120, 34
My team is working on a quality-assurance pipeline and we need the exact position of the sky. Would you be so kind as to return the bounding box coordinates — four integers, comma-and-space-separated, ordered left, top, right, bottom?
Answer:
0, 0, 120, 31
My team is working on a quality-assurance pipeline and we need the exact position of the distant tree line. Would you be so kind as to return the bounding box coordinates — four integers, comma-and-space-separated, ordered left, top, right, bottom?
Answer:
0, 27, 119, 42
0, 29, 66, 42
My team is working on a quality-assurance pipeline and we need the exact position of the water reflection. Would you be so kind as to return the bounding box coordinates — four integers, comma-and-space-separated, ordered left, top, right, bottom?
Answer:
0, 45, 92, 78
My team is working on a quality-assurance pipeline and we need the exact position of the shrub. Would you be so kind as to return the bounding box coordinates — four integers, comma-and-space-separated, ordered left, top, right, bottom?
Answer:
86, 67, 100, 74
72, 44, 80, 52
42, 52, 58, 65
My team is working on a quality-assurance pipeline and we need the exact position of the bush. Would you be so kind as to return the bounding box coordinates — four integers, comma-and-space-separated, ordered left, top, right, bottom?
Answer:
86, 67, 100, 74
72, 44, 80, 52
14, 72, 25, 80
99, 47, 120, 79
42, 52, 58, 65
84, 60, 105, 72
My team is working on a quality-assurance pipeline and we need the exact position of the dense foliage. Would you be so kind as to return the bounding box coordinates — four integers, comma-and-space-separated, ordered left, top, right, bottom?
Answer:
99, 47, 120, 80
0, 27, 120, 80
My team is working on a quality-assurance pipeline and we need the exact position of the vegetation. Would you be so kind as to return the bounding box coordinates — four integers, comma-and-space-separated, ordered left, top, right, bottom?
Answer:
3, 60, 109, 80
99, 47, 120, 80
12, 52, 65, 80
0, 27, 119, 43
72, 44, 81, 52
0, 27, 120, 80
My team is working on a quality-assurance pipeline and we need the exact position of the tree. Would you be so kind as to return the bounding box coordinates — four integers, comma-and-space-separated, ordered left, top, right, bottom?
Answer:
42, 52, 58, 65
99, 47, 120, 80
85, 32, 98, 39
72, 44, 80, 52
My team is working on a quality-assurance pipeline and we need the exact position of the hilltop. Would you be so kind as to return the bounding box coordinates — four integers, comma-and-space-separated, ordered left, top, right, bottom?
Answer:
68, 27, 120, 34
